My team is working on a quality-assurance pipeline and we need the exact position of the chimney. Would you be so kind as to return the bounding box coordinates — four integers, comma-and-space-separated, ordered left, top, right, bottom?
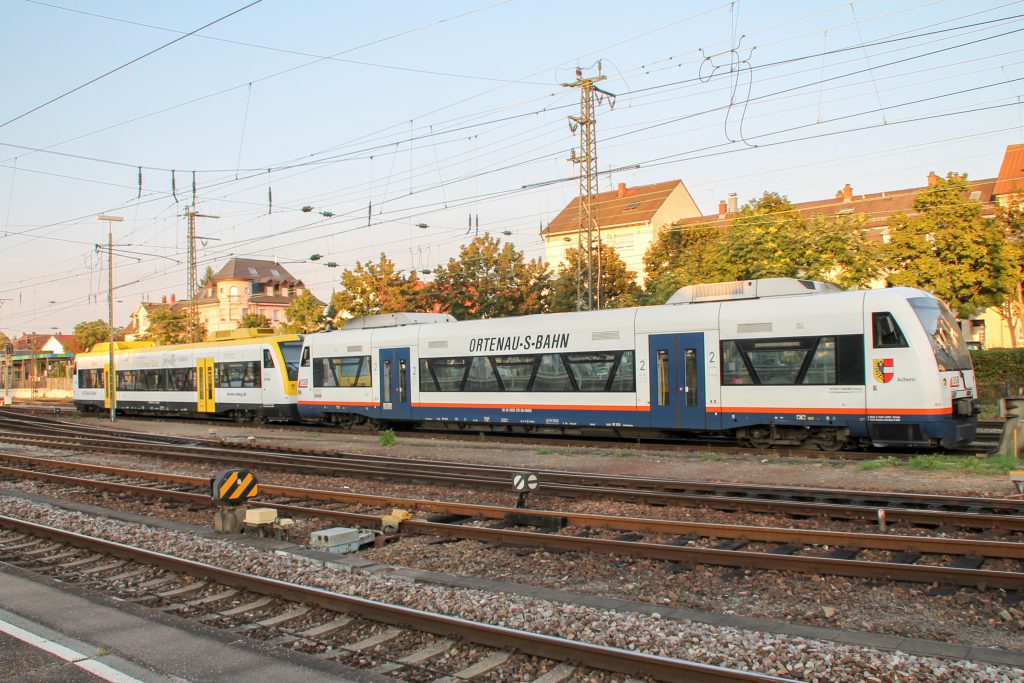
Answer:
170, 293, 176, 303
161, 295, 167, 304
842, 183, 853, 203
727, 192, 738, 213
617, 182, 627, 198
718, 199, 728, 218
927, 171, 939, 186
835, 190, 843, 200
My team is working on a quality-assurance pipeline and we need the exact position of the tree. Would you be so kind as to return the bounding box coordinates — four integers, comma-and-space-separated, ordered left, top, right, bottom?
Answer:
428, 234, 549, 319
994, 190, 1024, 346
885, 173, 1012, 317
142, 308, 193, 345
715, 192, 808, 280
0, 331, 10, 352
641, 222, 726, 304
239, 312, 271, 329
282, 289, 326, 333
200, 265, 215, 286
331, 253, 422, 319
73, 319, 113, 351
799, 213, 882, 289
548, 243, 639, 312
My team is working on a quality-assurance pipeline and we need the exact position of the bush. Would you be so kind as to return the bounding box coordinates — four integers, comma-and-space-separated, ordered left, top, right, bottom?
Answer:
378, 429, 396, 446
970, 349, 1024, 383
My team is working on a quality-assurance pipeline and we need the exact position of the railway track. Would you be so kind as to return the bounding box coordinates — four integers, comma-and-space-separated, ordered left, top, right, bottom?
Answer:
0, 515, 790, 683
1, 404, 1003, 457
4, 453, 1024, 590
1, 411, 1022, 531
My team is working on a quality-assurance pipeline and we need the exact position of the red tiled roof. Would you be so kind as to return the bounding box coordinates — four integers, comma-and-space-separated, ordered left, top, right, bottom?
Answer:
672, 178, 998, 240
543, 180, 684, 236
994, 144, 1024, 196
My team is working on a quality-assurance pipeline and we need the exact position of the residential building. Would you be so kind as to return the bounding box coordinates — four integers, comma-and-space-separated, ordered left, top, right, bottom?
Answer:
541, 180, 703, 279
195, 258, 321, 334
669, 144, 1024, 347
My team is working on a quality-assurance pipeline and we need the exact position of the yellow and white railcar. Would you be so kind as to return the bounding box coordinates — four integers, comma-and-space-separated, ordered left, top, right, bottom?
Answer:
73, 329, 302, 422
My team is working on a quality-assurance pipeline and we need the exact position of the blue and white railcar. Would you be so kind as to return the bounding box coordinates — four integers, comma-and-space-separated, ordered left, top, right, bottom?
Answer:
297, 279, 978, 449
74, 330, 303, 422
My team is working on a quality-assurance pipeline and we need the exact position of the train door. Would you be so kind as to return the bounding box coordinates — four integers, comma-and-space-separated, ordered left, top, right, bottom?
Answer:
649, 333, 706, 430
103, 364, 112, 409
196, 358, 216, 413
261, 347, 275, 407
378, 348, 411, 421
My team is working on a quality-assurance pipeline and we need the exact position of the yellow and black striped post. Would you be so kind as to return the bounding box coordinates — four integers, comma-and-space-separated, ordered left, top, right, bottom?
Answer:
211, 468, 259, 505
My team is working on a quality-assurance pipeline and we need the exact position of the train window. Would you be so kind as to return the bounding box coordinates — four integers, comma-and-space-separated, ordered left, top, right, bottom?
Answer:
399, 360, 407, 401
117, 371, 136, 391
465, 356, 501, 392
493, 355, 537, 391
170, 367, 196, 391
802, 338, 836, 385
836, 335, 865, 385
565, 352, 617, 391
315, 356, 372, 388
872, 312, 907, 348
263, 349, 275, 369
533, 354, 574, 392
215, 361, 261, 388
421, 358, 468, 392
300, 346, 311, 367
382, 360, 392, 403
721, 341, 754, 385
607, 351, 636, 392
656, 350, 670, 405
279, 341, 302, 381
683, 349, 698, 406
742, 339, 809, 385
78, 368, 104, 389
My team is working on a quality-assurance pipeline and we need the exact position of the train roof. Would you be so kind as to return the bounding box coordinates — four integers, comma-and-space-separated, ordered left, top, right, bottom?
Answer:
77, 330, 302, 358
666, 278, 844, 305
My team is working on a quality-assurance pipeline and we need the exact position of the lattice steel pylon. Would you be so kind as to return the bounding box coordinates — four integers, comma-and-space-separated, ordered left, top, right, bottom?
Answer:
562, 64, 615, 310
183, 207, 218, 342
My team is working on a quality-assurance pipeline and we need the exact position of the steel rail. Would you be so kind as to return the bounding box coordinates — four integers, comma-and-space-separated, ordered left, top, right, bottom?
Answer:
3, 460, 1024, 589
0, 515, 790, 683
3, 431, 1024, 532
4, 453, 1024, 559
0, 417, 1016, 515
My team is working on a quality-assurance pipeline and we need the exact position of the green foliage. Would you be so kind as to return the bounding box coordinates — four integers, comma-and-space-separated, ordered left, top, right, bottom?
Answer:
969, 349, 1024, 382
640, 222, 726, 304
884, 173, 1012, 317
141, 308, 194, 345
0, 331, 10, 351
710, 192, 881, 287
378, 429, 396, 446
331, 253, 423, 319
73, 319, 113, 351
715, 192, 806, 280
548, 243, 639, 312
858, 457, 899, 471
200, 265, 215, 286
239, 312, 271, 329
907, 454, 1020, 475
282, 289, 327, 334
428, 234, 549, 319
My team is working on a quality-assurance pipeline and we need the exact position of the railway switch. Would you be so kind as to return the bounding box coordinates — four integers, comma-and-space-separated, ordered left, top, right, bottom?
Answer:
381, 508, 412, 534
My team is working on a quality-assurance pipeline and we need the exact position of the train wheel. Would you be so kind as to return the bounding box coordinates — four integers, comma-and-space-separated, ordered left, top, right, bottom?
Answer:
745, 427, 773, 449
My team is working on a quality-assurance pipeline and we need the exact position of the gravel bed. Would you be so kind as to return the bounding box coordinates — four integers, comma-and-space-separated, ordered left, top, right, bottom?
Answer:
1, 494, 1021, 682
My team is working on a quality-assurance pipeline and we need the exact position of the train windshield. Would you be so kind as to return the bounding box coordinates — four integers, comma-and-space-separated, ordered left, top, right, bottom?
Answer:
907, 297, 972, 372
278, 341, 303, 381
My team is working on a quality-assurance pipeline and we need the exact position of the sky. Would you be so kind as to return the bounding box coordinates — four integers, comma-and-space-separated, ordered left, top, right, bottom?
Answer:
2, 0, 1024, 337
